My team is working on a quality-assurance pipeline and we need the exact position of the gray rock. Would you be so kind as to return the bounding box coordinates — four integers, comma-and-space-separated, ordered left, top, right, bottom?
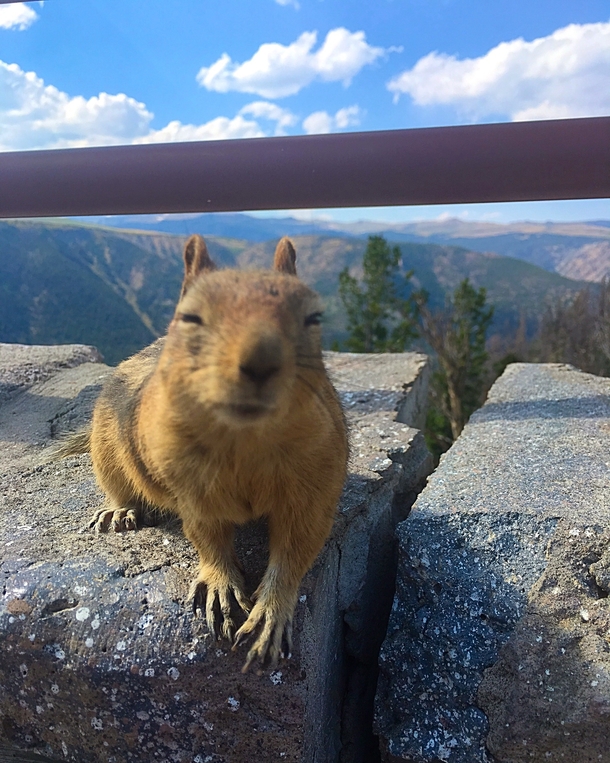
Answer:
324, 352, 430, 432
375, 363, 610, 763
0, 344, 432, 763
0, 342, 103, 409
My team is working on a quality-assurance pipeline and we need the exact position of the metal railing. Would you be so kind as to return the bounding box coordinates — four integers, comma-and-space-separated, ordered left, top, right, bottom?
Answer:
0, 117, 608, 218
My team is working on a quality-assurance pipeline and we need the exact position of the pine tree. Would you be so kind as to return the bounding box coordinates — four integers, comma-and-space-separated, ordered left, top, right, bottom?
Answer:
337, 235, 416, 352
415, 279, 494, 443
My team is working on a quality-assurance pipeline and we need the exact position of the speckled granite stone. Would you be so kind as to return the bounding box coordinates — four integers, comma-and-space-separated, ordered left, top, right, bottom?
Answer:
0, 344, 432, 763
375, 363, 610, 763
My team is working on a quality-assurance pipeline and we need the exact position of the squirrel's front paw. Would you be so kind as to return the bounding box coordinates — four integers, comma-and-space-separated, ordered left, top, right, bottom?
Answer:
190, 578, 251, 642
233, 600, 293, 674
90, 507, 139, 533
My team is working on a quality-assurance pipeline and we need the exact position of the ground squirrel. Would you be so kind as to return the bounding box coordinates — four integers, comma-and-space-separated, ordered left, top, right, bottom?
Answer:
60, 235, 348, 672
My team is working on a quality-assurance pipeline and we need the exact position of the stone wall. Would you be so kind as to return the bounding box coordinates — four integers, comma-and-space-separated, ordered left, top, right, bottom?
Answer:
0, 344, 432, 763
375, 363, 610, 763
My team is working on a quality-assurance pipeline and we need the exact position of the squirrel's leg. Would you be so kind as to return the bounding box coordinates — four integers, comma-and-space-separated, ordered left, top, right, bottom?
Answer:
233, 503, 333, 673
184, 517, 251, 642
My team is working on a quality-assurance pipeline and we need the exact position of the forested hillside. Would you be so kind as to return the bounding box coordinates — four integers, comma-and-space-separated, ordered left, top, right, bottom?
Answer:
0, 220, 593, 364
86, 214, 610, 283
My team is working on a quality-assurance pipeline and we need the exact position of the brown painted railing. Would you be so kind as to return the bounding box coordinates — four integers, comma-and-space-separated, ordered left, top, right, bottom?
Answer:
0, 117, 609, 218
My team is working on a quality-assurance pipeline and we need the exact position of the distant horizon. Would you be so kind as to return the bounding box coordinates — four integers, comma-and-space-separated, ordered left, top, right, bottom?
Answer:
247, 201, 610, 226
75, 206, 610, 231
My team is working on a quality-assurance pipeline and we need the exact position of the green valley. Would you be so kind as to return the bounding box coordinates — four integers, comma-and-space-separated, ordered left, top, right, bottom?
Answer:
0, 219, 593, 364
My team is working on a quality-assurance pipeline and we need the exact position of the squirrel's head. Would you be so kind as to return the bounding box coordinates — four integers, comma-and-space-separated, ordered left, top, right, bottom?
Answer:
161, 235, 325, 429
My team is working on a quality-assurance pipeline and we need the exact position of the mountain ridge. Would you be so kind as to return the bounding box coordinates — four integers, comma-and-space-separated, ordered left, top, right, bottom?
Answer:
73, 213, 610, 283
0, 219, 596, 364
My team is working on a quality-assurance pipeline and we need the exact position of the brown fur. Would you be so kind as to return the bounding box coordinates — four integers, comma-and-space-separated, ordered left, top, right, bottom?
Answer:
86, 235, 348, 671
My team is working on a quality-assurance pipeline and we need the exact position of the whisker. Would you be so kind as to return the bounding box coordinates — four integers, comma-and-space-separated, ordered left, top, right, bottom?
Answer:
296, 361, 325, 372
298, 359, 390, 390
296, 373, 348, 438
325, 378, 384, 392
295, 372, 331, 413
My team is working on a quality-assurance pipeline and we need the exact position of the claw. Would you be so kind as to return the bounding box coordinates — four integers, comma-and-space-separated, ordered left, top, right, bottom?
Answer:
89, 508, 111, 532
205, 585, 218, 639
90, 507, 139, 534
189, 578, 250, 644
221, 617, 235, 642
232, 630, 247, 650
233, 588, 253, 615
234, 602, 293, 674
188, 580, 206, 617
123, 511, 137, 530
281, 620, 293, 659
241, 647, 259, 674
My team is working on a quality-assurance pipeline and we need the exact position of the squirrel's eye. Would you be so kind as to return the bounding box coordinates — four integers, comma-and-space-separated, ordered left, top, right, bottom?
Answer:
179, 313, 203, 325
304, 312, 323, 327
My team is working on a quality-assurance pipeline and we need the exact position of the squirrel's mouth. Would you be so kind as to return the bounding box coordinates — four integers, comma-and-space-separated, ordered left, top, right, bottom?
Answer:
226, 402, 271, 421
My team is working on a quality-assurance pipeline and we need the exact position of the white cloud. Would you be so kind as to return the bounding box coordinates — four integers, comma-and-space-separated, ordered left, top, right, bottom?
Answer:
197, 28, 389, 98
0, 60, 273, 151
275, 0, 300, 8
334, 105, 362, 129
302, 105, 362, 134
302, 111, 333, 134
0, 61, 153, 150
238, 101, 297, 134
387, 21, 610, 121
136, 116, 265, 144
0, 2, 38, 30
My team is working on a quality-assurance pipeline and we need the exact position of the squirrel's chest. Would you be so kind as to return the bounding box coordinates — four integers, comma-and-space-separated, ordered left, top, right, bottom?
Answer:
175, 436, 302, 522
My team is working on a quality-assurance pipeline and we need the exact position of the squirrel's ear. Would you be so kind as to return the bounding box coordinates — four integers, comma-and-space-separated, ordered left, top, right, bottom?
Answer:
180, 235, 216, 298
273, 237, 297, 276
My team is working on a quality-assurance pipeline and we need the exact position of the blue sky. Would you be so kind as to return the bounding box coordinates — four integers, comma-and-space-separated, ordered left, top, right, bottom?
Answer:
1, 0, 609, 223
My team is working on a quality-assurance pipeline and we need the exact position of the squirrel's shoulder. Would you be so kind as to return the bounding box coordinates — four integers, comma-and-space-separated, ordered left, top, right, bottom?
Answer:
99, 337, 166, 403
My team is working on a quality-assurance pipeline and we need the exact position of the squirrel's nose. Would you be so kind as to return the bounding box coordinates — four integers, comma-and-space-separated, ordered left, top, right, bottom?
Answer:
239, 361, 280, 385
239, 333, 283, 386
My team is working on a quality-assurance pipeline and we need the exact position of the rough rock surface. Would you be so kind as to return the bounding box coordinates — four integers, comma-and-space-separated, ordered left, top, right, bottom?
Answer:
375, 363, 610, 763
0, 344, 432, 763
